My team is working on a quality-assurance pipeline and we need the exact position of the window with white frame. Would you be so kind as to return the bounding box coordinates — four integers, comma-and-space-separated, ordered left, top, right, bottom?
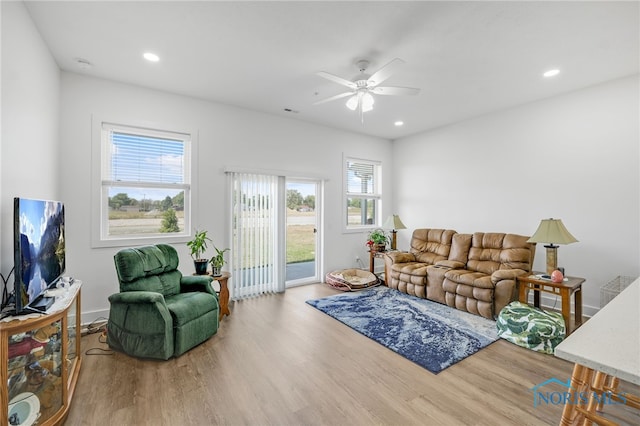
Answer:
344, 157, 382, 229
99, 123, 191, 242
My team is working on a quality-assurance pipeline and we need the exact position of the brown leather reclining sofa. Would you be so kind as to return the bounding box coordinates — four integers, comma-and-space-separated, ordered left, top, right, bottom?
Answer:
384, 228, 535, 319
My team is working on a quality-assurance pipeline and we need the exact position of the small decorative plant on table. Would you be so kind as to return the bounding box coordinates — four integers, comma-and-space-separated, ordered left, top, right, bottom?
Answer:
209, 246, 230, 277
187, 229, 211, 275
366, 228, 389, 252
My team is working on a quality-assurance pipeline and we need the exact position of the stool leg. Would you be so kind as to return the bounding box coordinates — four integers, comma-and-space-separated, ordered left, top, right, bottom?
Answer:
561, 363, 592, 425
583, 371, 607, 426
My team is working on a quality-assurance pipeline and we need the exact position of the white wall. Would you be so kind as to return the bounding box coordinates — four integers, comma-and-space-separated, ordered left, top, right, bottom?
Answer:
59, 72, 392, 323
1, 2, 60, 286
5, 0, 637, 323
393, 75, 640, 315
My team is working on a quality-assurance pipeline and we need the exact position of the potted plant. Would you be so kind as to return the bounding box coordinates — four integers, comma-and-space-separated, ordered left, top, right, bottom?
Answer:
187, 229, 211, 275
366, 228, 388, 252
209, 246, 230, 277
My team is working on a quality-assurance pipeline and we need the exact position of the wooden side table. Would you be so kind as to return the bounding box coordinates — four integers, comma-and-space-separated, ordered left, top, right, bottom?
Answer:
517, 273, 585, 335
209, 271, 231, 322
369, 250, 385, 273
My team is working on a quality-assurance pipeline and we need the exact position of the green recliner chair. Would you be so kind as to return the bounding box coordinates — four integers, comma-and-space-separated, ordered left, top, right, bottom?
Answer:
107, 244, 219, 360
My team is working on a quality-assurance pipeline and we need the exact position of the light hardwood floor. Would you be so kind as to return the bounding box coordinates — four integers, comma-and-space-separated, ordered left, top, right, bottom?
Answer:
64, 284, 639, 425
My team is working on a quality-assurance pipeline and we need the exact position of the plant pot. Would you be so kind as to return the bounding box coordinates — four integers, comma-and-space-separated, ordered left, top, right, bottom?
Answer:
211, 266, 222, 277
194, 259, 209, 275
374, 243, 386, 253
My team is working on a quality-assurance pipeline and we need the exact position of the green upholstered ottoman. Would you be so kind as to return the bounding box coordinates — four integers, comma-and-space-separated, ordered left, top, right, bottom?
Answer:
496, 301, 566, 354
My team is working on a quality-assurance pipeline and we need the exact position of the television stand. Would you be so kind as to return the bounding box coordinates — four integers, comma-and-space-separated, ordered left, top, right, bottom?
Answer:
0, 282, 81, 425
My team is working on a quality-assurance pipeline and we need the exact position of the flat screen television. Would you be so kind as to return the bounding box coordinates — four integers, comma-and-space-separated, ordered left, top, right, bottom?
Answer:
13, 197, 65, 314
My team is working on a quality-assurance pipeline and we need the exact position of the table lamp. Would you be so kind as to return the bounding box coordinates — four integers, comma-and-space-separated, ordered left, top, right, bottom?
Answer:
382, 214, 406, 250
527, 218, 578, 275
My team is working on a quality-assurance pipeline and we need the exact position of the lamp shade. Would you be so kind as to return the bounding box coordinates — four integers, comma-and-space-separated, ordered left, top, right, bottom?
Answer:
527, 218, 578, 245
382, 214, 407, 231
345, 94, 359, 111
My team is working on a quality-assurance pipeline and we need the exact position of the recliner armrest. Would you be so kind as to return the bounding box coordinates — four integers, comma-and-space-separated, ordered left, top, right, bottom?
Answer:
385, 251, 416, 264
108, 291, 166, 305
491, 268, 528, 284
180, 275, 216, 296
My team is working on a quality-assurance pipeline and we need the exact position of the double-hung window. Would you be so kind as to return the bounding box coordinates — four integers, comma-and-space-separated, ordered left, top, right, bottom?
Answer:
98, 123, 191, 243
344, 157, 382, 230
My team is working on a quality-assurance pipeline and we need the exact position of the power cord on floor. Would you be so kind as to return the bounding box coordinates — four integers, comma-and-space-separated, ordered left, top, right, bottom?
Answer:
83, 316, 114, 356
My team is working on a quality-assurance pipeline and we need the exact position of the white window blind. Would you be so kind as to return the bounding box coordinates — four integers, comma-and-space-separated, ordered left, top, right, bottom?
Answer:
108, 131, 185, 184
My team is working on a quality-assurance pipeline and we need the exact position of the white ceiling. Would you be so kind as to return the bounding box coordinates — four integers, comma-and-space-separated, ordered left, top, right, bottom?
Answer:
24, 1, 639, 140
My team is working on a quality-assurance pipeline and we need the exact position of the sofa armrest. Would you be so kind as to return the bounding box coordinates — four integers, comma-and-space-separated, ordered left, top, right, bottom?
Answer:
435, 260, 466, 269
491, 268, 528, 284
180, 275, 216, 296
385, 251, 416, 264
492, 271, 524, 317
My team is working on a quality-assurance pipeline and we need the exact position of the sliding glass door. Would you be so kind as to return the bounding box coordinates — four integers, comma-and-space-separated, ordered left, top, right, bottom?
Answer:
285, 179, 321, 287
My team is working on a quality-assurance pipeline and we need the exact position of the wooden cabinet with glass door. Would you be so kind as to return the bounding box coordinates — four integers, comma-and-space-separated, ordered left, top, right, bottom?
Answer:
0, 285, 81, 426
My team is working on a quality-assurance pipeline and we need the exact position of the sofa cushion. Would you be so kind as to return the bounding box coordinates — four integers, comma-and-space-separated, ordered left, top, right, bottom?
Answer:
166, 292, 218, 326
467, 233, 505, 275
499, 234, 535, 271
391, 262, 430, 277
445, 269, 495, 288
115, 244, 182, 295
115, 245, 166, 282
448, 233, 472, 264
409, 229, 456, 265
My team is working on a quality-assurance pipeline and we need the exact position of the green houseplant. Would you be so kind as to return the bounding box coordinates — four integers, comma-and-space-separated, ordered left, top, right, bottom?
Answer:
209, 246, 230, 277
187, 229, 211, 275
366, 228, 389, 252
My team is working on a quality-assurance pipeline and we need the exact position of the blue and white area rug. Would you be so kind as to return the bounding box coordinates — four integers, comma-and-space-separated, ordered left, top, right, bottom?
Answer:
306, 286, 498, 374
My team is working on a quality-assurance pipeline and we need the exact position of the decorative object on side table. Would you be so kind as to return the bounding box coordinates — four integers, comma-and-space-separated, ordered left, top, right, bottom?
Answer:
366, 228, 389, 252
382, 214, 406, 250
187, 229, 211, 275
209, 246, 229, 277
527, 218, 578, 275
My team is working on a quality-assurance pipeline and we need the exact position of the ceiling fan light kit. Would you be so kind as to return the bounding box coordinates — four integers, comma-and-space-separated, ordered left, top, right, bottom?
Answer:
315, 57, 420, 121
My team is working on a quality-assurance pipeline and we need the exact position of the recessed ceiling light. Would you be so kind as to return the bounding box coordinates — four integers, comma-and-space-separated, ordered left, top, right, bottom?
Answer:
143, 52, 160, 62
543, 69, 560, 78
394, 121, 404, 126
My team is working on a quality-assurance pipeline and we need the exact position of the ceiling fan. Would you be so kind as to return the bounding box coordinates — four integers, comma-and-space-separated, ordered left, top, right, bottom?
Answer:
314, 58, 420, 120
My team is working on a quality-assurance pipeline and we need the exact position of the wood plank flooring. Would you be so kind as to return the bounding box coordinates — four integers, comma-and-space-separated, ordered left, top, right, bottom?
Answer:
64, 284, 639, 425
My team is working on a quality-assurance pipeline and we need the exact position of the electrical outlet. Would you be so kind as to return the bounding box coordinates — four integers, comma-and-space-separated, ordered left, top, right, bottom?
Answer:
355, 256, 360, 262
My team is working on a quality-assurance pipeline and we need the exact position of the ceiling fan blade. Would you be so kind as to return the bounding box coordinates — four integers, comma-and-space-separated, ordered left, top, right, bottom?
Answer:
371, 86, 420, 96
316, 72, 357, 89
367, 58, 405, 86
313, 91, 354, 105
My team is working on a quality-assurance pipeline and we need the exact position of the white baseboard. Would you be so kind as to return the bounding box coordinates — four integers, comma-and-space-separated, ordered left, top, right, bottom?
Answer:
527, 293, 599, 319
80, 308, 110, 329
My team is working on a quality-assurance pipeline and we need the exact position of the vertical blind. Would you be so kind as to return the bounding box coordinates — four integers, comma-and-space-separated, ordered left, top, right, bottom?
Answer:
229, 172, 284, 299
